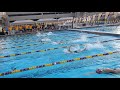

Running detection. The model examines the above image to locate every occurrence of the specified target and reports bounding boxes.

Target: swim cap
[96,69,103,74]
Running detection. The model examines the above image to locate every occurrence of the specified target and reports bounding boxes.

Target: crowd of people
[77,19,120,27]
[0,19,120,35]
[0,23,59,35]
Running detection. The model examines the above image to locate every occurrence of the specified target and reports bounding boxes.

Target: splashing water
[52,42,59,45]
[41,38,51,42]
[63,49,71,53]
[36,32,41,37]
[51,40,64,45]
[86,42,105,50]
[113,27,120,34]
[36,32,46,37]
[63,44,85,53]
[72,35,87,43]
[69,44,80,52]
[46,32,55,36]
[111,41,120,50]
[72,39,82,43]
[81,35,87,41]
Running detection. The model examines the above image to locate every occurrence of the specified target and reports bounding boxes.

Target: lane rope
[0,50,119,76]
[0,38,120,58]
[0,35,100,50]
[0,33,82,45]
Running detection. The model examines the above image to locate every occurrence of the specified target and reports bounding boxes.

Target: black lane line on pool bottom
[0,35,100,50]
[0,34,100,46]
[0,32,82,45]
[0,50,120,76]
[0,38,120,59]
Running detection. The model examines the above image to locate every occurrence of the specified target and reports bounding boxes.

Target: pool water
[80,25,120,34]
[0,30,120,78]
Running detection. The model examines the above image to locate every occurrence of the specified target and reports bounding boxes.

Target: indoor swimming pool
[0,30,120,78]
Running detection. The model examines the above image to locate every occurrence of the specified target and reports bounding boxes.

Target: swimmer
[39,38,51,43]
[67,44,86,53]
[12,68,16,71]
[52,41,64,45]
[38,38,44,42]
[11,67,16,71]
[58,41,63,44]
[56,41,64,44]
[96,68,120,74]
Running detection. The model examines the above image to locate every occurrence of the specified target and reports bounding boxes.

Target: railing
[8,12,72,16]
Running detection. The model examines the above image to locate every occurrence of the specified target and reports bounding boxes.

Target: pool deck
[68,29,120,36]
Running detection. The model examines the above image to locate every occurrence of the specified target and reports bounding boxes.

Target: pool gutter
[69,29,120,36]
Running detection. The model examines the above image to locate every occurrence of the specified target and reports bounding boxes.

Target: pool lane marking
[0,38,120,58]
[0,50,119,76]
[0,34,101,46]
[0,33,82,44]
[0,35,100,50]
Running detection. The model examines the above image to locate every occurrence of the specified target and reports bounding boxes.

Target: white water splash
[41,38,51,42]
[81,35,87,41]
[113,27,120,34]
[72,39,82,43]
[52,42,59,45]
[51,40,64,45]
[72,35,87,43]
[36,32,46,37]
[86,42,105,50]
[63,44,85,53]
[111,41,120,50]
[36,32,42,37]
[63,49,71,53]
[69,44,80,52]
[46,32,55,36]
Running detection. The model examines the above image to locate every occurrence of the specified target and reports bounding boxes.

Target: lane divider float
[0,38,120,58]
[0,50,119,76]
[0,33,80,44]
[0,35,100,50]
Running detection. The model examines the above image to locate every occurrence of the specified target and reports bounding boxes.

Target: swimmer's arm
[67,47,73,53]
[112,69,120,74]
[77,47,86,53]
[102,68,116,74]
